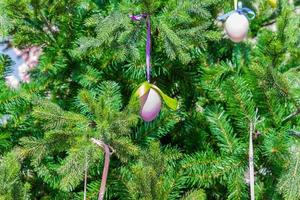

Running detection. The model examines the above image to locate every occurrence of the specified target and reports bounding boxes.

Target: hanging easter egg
[224,12,249,42]
[130,14,178,122]
[267,0,277,8]
[217,3,255,43]
[140,88,162,122]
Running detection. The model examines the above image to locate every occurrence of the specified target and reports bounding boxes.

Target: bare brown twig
[91,138,114,200]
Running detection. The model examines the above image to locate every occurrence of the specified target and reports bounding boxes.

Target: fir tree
[0,0,300,200]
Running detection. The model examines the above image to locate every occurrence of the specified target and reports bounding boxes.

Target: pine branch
[205,106,238,154]
[278,146,300,200]
[181,189,206,200]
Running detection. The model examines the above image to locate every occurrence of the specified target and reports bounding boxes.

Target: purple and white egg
[140,88,162,122]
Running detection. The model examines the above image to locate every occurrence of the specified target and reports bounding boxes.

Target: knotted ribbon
[130,14,178,111]
[217,7,256,22]
[218,0,255,22]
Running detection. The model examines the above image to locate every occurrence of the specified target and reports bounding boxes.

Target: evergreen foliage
[0,0,300,199]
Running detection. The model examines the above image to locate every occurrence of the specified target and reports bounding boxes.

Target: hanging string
[249,121,255,200]
[130,13,151,83]
[146,15,151,83]
[248,109,261,200]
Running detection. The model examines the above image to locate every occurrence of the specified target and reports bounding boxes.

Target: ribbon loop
[129,14,147,21]
[237,7,256,20]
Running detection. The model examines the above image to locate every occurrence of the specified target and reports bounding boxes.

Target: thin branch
[83,154,88,200]
[248,109,260,200]
[262,20,276,27]
[39,10,57,42]
[91,138,114,200]
[282,108,300,124]
[289,130,300,137]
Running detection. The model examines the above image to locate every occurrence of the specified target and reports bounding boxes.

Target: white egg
[140,88,162,122]
[225,12,249,42]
